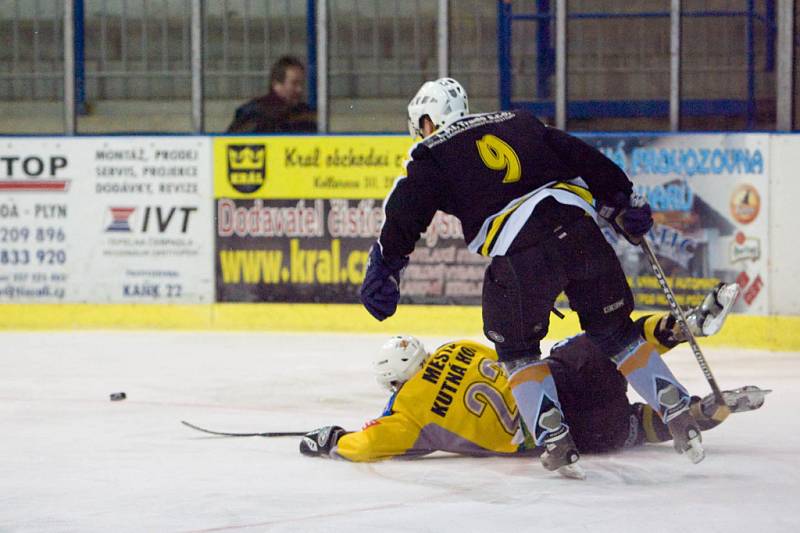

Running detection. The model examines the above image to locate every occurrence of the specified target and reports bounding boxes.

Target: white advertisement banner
[593,133,770,315]
[0,137,213,303]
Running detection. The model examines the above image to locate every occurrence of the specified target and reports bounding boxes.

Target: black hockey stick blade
[181,420,307,437]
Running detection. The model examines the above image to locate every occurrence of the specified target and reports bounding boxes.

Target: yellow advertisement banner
[213,136,414,199]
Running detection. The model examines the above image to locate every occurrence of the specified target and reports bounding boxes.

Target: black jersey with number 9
[379,110,633,259]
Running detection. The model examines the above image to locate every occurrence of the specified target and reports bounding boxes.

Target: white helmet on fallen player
[407,77,469,139]
[373,336,429,392]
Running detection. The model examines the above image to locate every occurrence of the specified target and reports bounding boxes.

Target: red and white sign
[0,137,213,303]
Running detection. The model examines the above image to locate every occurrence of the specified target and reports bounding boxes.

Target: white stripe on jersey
[489,188,598,257]
[467,181,557,254]
[467,178,598,257]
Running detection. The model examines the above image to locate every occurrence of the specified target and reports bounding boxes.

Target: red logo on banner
[0,155,70,192]
[743,275,763,305]
[105,207,136,232]
[0,180,69,192]
[736,271,750,290]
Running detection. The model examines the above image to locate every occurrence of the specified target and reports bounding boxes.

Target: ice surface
[0,331,798,532]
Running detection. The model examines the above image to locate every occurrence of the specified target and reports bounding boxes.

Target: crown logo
[226,144,266,194]
[229,147,265,170]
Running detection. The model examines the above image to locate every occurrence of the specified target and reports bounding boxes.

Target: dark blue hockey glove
[598,192,653,245]
[359,243,409,321]
[299,425,347,458]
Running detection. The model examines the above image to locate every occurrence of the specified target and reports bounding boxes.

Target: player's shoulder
[414,110,544,154]
[422,111,516,146]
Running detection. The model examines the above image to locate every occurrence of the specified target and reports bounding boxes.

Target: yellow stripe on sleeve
[552,182,595,205]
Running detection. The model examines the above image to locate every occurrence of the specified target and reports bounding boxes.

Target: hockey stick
[181,420,307,437]
[639,238,726,405]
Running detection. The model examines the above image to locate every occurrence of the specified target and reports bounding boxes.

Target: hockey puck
[110,392,127,401]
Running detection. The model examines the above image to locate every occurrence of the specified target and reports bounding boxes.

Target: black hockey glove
[359,243,409,321]
[299,426,347,458]
[598,192,653,245]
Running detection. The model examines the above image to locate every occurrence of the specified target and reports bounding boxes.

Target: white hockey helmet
[373,336,429,392]
[407,77,469,138]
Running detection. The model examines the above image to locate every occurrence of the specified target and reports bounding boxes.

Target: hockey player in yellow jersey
[300,283,769,466]
[335,338,521,461]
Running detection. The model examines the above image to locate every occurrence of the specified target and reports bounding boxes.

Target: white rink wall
[769,135,800,314]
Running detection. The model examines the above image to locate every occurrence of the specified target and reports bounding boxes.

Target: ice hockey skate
[700,385,772,414]
[656,381,705,464]
[666,408,705,464]
[686,282,740,337]
[692,385,771,428]
[722,386,772,412]
[540,431,585,480]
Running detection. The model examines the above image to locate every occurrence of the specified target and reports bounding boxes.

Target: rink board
[0,303,797,351]
[0,137,215,303]
[2,133,798,349]
[0,133,776,312]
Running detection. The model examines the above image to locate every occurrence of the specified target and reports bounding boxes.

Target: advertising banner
[0,137,214,303]
[591,133,770,314]
[215,196,487,304]
[214,136,486,304]
[214,136,489,305]
[213,136,413,199]
[218,133,769,316]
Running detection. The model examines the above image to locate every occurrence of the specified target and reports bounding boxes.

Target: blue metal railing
[497,1,779,127]
[73,0,86,115]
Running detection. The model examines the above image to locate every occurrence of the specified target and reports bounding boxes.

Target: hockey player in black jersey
[360,78,702,478]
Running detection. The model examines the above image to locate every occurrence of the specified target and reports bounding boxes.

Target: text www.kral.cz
[219,238,368,285]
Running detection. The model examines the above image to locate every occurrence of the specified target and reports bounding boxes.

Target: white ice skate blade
[557,463,587,480]
[685,436,705,464]
[702,284,740,336]
[724,386,773,412]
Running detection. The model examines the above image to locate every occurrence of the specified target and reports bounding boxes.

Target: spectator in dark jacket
[226,56,317,133]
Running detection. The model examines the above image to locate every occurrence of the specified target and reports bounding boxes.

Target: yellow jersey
[332,340,532,462]
[328,314,712,462]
